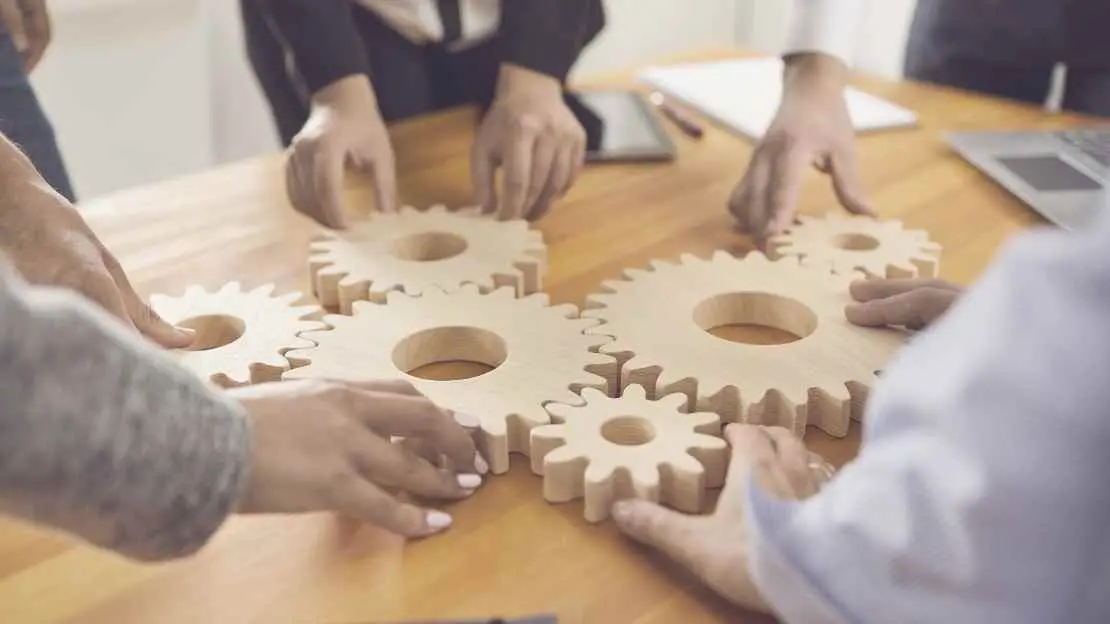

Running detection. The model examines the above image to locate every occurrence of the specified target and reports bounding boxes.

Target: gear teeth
[678,252,704,265]
[533,387,728,521]
[623,267,653,281]
[649,259,675,272]
[806,384,853,438]
[152,283,324,387]
[710,249,736,263]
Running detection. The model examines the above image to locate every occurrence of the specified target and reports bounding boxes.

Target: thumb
[0,2,28,53]
[612,499,714,577]
[829,150,875,217]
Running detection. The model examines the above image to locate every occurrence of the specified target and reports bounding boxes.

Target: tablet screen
[563,90,676,162]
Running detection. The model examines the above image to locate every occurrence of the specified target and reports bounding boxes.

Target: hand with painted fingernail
[609,424,831,614]
[232,378,484,538]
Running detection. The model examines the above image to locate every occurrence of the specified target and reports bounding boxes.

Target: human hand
[233,378,488,537]
[0,139,193,348]
[611,424,832,613]
[729,53,873,248]
[0,0,51,73]
[845,278,964,330]
[471,63,586,221]
[286,75,398,229]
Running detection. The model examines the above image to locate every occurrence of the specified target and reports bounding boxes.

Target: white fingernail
[454,412,481,428]
[457,473,482,489]
[426,510,452,530]
[474,452,489,475]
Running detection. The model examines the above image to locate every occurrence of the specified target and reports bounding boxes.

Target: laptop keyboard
[1055,129,1110,168]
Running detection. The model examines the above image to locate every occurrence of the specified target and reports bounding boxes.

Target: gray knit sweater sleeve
[0,263,250,561]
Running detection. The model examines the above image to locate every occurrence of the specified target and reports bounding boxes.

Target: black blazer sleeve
[257,0,371,94]
[499,0,605,82]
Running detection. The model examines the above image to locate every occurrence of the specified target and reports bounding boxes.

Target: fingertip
[424,510,453,533]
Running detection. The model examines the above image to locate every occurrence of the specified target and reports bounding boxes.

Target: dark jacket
[257,0,606,95]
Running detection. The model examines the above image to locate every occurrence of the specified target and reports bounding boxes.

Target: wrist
[495,63,562,99]
[782,52,848,95]
[311,74,379,115]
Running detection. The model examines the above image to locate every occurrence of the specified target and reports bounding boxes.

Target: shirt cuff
[782,0,867,67]
[744,474,847,624]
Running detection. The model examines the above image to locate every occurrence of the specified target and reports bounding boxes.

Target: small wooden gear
[150,282,325,387]
[768,213,942,278]
[531,384,728,523]
[583,251,906,437]
[283,284,614,474]
[308,204,546,313]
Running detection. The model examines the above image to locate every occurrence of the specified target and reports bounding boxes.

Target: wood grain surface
[0,48,1090,623]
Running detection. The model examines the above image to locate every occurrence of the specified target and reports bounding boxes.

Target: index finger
[351,389,478,472]
[499,130,536,220]
[761,142,813,241]
[715,424,777,516]
[370,154,398,214]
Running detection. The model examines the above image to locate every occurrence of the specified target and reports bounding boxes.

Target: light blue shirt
[745,209,1110,623]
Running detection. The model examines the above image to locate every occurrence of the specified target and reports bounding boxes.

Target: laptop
[946,128,1110,230]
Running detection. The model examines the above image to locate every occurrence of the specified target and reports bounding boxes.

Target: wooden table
[0,49,1092,623]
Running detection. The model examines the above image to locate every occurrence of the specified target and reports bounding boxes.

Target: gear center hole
[178,314,246,351]
[832,233,880,251]
[391,231,468,262]
[394,326,507,381]
[601,416,656,446]
[693,292,817,346]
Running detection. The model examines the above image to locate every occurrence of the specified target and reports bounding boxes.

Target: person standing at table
[240,0,604,226]
[728,0,1110,244]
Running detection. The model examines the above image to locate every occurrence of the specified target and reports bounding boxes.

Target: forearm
[256,0,370,94]
[498,0,603,83]
[0,264,250,561]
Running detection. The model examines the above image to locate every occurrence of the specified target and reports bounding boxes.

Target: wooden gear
[583,251,907,437]
[150,282,325,387]
[532,384,727,523]
[283,284,614,474]
[308,204,546,313]
[768,213,942,278]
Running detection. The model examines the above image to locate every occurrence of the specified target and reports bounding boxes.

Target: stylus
[649,92,704,139]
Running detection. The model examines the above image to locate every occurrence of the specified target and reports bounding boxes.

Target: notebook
[638,57,918,141]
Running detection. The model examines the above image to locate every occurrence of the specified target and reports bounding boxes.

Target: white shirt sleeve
[744,211,1110,623]
[782,0,868,66]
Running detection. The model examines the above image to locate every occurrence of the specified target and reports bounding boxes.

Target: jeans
[0,30,75,201]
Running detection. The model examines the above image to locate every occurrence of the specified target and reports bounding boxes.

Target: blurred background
[33,0,918,201]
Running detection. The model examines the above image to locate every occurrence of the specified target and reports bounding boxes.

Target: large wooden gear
[768,213,942,278]
[150,282,325,387]
[308,204,546,313]
[583,251,906,437]
[283,284,614,474]
[531,385,727,523]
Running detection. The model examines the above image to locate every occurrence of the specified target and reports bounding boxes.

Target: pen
[649,91,704,139]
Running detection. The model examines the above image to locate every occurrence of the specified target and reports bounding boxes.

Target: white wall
[30,0,741,201]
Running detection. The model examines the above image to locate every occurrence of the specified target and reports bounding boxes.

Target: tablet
[563,89,677,162]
